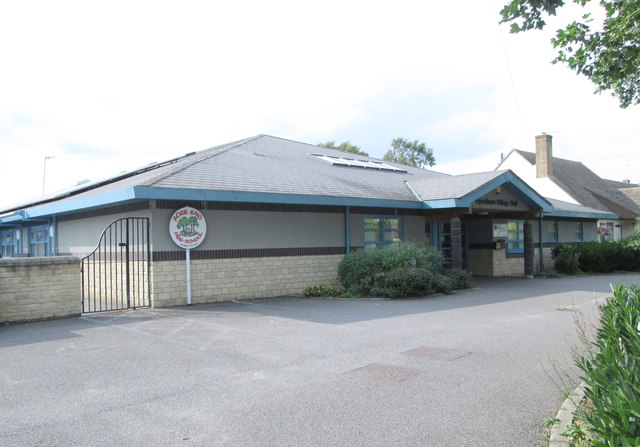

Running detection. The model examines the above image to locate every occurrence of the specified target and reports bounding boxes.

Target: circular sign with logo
[169,206,207,249]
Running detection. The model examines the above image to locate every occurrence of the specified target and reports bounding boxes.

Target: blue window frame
[507,221,524,253]
[571,222,583,242]
[364,216,402,248]
[28,225,49,257]
[545,221,558,243]
[1,230,16,258]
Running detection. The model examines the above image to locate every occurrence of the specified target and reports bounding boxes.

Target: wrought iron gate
[81,218,151,313]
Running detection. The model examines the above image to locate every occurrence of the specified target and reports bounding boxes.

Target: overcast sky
[1,0,638,209]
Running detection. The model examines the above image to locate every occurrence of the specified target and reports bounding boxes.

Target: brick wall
[0,257,81,324]
[151,254,343,307]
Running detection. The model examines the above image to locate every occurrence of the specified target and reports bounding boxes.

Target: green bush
[552,244,581,275]
[369,268,435,298]
[441,268,475,290]
[432,273,455,295]
[303,285,346,297]
[574,283,640,445]
[338,242,442,291]
[552,238,640,274]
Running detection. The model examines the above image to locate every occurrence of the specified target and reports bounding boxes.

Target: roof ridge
[141,135,264,186]
[411,170,503,183]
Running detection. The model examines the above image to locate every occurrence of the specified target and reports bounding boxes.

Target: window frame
[363,216,402,249]
[571,222,583,242]
[545,220,558,243]
[507,220,524,253]
[28,225,49,257]
[1,229,16,258]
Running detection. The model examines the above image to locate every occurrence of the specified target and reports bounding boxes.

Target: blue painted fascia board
[0,213,26,223]
[132,186,426,209]
[545,210,620,220]
[460,172,553,211]
[422,199,463,209]
[22,187,138,219]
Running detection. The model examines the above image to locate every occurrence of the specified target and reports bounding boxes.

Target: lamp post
[42,156,55,195]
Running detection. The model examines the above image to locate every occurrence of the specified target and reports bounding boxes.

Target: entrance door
[81,218,151,313]
[425,220,467,269]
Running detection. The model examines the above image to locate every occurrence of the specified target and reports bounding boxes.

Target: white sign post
[169,206,207,305]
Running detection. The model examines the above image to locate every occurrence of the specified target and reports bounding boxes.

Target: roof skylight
[309,154,407,173]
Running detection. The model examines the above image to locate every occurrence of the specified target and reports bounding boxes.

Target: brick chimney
[535,133,553,178]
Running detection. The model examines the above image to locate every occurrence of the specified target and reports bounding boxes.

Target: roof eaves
[132,185,426,209]
[19,187,138,219]
[459,170,553,211]
[545,209,619,220]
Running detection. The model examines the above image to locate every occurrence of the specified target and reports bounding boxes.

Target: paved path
[1,274,638,446]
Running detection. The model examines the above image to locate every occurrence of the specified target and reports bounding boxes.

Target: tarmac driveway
[2,274,639,446]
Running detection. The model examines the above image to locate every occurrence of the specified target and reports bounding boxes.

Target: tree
[177,217,189,236]
[500,0,640,108]
[383,137,436,169]
[318,140,369,156]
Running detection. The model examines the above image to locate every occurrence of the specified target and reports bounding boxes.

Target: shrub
[574,283,640,445]
[303,285,346,297]
[338,242,442,292]
[552,238,640,274]
[441,268,475,290]
[552,244,581,275]
[432,273,455,295]
[369,267,435,298]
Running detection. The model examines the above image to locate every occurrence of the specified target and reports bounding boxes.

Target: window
[364,216,402,248]
[598,221,614,241]
[1,230,16,258]
[571,222,583,242]
[545,221,558,243]
[507,221,524,253]
[29,225,49,257]
[309,154,408,173]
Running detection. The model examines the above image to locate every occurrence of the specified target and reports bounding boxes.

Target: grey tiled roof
[408,171,505,201]
[620,187,640,207]
[144,135,448,201]
[511,149,640,218]
[545,197,614,215]
[3,135,451,212]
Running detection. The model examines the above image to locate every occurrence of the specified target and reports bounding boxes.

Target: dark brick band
[152,246,347,262]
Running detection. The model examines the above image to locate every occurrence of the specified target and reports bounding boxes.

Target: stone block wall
[493,252,524,276]
[151,254,343,307]
[534,247,555,273]
[0,257,81,324]
[468,249,524,276]
[468,249,493,276]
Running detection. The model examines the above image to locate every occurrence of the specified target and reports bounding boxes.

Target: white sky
[1,0,638,209]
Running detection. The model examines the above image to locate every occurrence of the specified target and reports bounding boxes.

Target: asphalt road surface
[2,274,638,446]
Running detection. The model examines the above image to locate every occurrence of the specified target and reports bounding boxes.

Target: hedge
[552,235,640,274]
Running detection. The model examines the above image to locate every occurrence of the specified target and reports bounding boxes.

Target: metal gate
[81,218,151,313]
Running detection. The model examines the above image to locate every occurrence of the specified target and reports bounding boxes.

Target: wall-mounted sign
[169,206,207,249]
[493,223,508,238]
[476,198,520,208]
[473,187,529,212]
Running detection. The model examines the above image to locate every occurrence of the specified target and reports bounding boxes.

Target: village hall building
[0,135,618,311]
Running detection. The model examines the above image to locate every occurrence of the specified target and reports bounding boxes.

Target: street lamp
[42,156,55,195]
